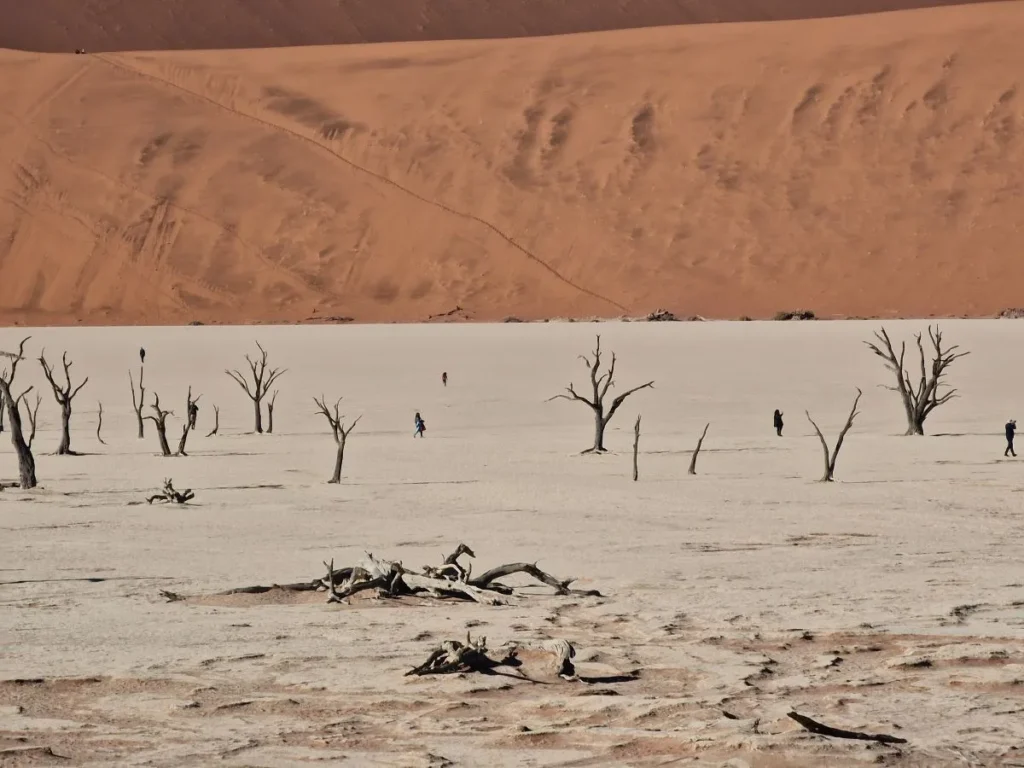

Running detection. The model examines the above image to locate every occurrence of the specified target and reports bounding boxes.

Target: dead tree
[145,393,173,457]
[0,338,37,488]
[688,423,710,475]
[632,414,641,481]
[866,326,969,435]
[18,391,41,449]
[96,402,107,445]
[225,341,286,434]
[549,335,654,453]
[176,387,201,456]
[314,395,361,484]
[129,367,146,438]
[806,389,862,482]
[39,351,89,455]
[206,405,220,437]
[267,390,278,434]
[146,478,195,504]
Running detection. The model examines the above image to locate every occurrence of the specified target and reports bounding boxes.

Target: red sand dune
[1,0,1009,53]
[2,2,1024,325]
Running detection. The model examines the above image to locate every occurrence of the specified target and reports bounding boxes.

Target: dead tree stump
[866,326,968,435]
[314,396,361,483]
[146,478,195,504]
[549,335,654,453]
[39,351,89,455]
[129,366,146,439]
[145,393,173,457]
[0,338,38,488]
[226,342,286,434]
[806,389,862,482]
[267,390,278,434]
[688,423,710,475]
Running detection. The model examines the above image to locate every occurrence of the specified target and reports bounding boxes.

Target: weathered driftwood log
[226,341,286,434]
[146,478,195,504]
[549,335,654,453]
[806,389,862,482]
[96,401,107,445]
[406,634,578,681]
[145,393,173,457]
[865,325,968,435]
[314,396,361,483]
[0,338,37,488]
[39,350,89,455]
[206,405,220,437]
[129,366,146,438]
[787,711,907,745]
[688,423,710,475]
[632,414,641,481]
[198,543,601,606]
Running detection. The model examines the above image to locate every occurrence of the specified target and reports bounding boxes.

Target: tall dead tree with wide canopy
[866,326,968,436]
[39,351,89,455]
[549,335,654,453]
[226,342,286,434]
[314,396,361,484]
[0,337,37,488]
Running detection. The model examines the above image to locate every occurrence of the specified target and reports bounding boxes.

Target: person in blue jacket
[414,412,426,438]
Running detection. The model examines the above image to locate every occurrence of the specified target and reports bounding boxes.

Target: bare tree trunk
[20,393,40,448]
[96,402,107,445]
[145,393,173,457]
[806,389,862,482]
[0,338,37,488]
[632,414,640,481]
[0,394,5,433]
[130,366,145,439]
[254,399,263,434]
[550,335,654,455]
[688,423,710,475]
[40,351,88,456]
[330,434,347,484]
[206,405,220,437]
[315,396,361,484]
[58,402,72,454]
[267,390,278,434]
[176,387,201,456]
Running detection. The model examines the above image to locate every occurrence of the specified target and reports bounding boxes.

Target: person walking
[441,371,448,387]
[773,409,784,437]
[1006,419,1017,457]
[414,412,426,438]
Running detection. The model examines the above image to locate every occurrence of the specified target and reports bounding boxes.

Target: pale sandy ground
[6,3,1024,326]
[1,320,1023,766]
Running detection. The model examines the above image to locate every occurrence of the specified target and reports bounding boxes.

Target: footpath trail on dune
[3,3,1024,325]
[1,0,1012,53]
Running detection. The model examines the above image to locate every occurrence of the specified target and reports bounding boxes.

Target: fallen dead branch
[146,478,195,505]
[171,543,602,605]
[787,711,908,745]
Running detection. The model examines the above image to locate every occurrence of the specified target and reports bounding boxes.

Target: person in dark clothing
[140,347,146,364]
[414,412,426,438]
[442,371,448,387]
[773,409,784,437]
[1006,419,1017,457]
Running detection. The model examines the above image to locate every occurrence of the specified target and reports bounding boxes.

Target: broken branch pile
[147,478,195,505]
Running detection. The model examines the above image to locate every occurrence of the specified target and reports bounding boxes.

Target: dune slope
[1,0,1010,53]
[2,3,1024,325]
